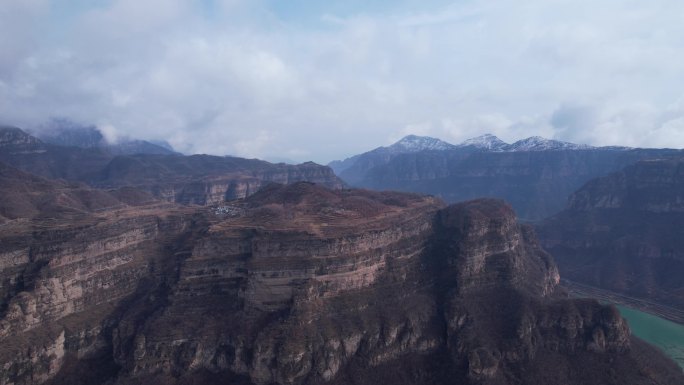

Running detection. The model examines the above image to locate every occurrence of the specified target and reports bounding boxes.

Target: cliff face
[0,205,195,385]
[1,181,681,385]
[538,158,684,309]
[337,148,683,220]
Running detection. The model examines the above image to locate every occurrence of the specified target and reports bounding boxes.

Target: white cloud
[98,123,122,144]
[2,0,684,162]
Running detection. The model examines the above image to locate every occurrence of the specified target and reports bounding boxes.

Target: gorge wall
[538,157,684,310]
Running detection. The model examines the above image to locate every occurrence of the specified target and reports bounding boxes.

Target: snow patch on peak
[387,135,456,153]
[508,136,593,151]
[458,134,509,151]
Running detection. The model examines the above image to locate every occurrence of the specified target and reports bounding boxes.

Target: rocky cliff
[538,158,684,309]
[1,179,681,385]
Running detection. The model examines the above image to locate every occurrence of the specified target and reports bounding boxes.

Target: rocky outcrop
[538,158,684,309]
[1,180,680,385]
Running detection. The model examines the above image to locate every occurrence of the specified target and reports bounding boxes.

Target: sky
[2,0,684,163]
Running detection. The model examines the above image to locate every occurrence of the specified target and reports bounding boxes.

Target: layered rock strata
[0,200,196,383]
[1,181,682,385]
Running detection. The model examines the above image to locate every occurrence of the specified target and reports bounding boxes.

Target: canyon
[3,127,684,384]
[0,166,681,384]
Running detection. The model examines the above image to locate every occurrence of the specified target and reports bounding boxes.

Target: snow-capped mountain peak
[457,134,509,151]
[386,135,456,153]
[508,136,593,151]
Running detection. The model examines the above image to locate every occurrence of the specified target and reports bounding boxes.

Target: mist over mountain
[30,120,178,156]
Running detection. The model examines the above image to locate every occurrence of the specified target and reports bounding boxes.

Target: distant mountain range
[329,134,679,220]
[29,120,177,155]
[0,125,344,205]
[330,134,618,175]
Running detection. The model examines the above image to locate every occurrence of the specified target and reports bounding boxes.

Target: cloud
[1,0,684,162]
[550,104,598,143]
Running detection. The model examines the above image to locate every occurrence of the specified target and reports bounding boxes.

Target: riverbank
[615,305,684,368]
[561,279,684,325]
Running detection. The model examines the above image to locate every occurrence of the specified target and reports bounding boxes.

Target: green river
[616,305,684,368]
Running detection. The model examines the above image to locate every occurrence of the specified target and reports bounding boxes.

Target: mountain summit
[457,134,509,151]
[386,134,456,153]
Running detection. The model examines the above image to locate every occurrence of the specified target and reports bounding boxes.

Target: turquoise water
[616,305,684,368]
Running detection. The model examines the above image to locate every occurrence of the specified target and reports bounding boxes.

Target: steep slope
[0,127,345,205]
[331,133,681,220]
[1,180,680,385]
[538,158,684,309]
